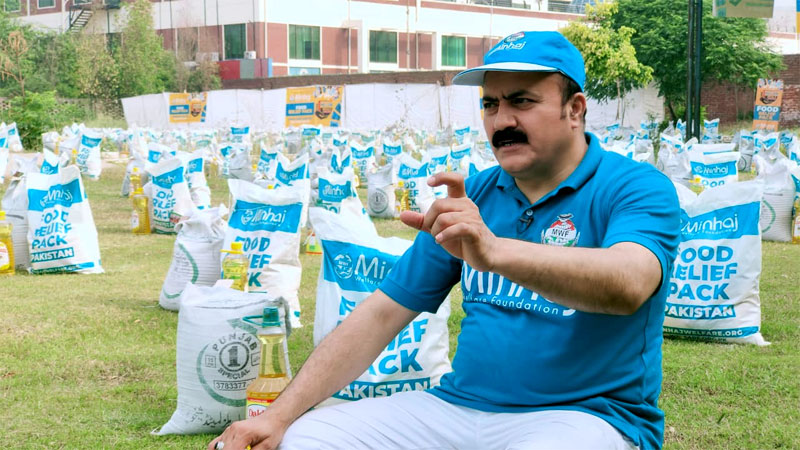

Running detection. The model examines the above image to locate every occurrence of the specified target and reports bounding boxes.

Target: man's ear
[568,93,587,125]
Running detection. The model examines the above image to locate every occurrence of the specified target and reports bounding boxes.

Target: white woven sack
[75,128,103,180]
[689,151,740,190]
[145,158,195,234]
[159,206,228,311]
[154,284,286,435]
[395,153,434,214]
[26,165,103,274]
[176,150,212,210]
[1,157,38,269]
[226,179,305,329]
[309,206,452,406]
[367,164,396,219]
[0,132,8,184]
[665,180,768,345]
[756,158,795,242]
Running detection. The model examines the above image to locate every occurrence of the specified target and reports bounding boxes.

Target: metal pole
[686,0,694,137]
[693,0,702,139]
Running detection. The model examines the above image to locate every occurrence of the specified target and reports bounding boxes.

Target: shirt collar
[496,132,603,204]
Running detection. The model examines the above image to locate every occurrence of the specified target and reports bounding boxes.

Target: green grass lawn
[1,162,798,449]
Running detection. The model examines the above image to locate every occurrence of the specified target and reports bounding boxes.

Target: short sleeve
[601,168,681,289]
[379,230,462,313]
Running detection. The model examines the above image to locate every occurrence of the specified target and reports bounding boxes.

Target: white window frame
[37,0,56,10]
[368,30,399,72]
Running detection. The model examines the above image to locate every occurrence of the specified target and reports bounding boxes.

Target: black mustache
[492,128,528,148]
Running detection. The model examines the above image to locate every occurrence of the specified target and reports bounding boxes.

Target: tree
[612,0,784,121]
[0,30,30,98]
[74,34,120,109]
[561,1,653,121]
[115,0,176,98]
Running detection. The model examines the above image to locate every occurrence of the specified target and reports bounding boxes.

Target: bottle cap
[221,241,244,254]
[0,210,5,221]
[262,307,281,327]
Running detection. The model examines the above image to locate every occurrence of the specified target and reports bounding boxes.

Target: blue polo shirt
[379,133,680,450]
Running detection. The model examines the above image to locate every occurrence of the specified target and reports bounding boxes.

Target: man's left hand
[400,173,498,272]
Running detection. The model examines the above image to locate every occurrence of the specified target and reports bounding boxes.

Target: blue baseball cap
[452,31,585,91]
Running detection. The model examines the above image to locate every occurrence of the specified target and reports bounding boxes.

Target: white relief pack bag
[309,206,451,406]
[689,151,740,190]
[665,180,768,345]
[448,143,472,175]
[40,149,60,175]
[159,206,228,311]
[255,144,280,181]
[427,145,449,176]
[395,153,434,214]
[26,165,103,274]
[76,128,103,180]
[755,157,795,242]
[382,138,403,165]
[145,158,195,234]
[316,166,358,213]
[145,142,176,175]
[176,150,212,210]
[6,122,23,151]
[350,142,375,183]
[656,133,691,185]
[274,152,311,228]
[328,146,351,175]
[0,131,9,184]
[2,157,38,269]
[367,164,397,219]
[226,179,305,328]
[154,284,288,435]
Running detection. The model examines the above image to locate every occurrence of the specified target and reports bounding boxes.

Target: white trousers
[279,391,638,450]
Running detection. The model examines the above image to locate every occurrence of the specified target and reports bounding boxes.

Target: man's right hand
[208,410,289,450]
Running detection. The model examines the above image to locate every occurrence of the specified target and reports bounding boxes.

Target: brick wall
[702,54,800,128]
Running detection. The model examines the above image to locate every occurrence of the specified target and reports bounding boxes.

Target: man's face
[482,71,580,179]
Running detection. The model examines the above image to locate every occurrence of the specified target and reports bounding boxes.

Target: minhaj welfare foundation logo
[541,213,580,247]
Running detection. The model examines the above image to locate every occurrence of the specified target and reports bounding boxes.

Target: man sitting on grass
[210,30,680,450]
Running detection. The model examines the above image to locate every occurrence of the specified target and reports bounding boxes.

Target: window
[224,24,246,60]
[289,25,320,60]
[442,36,466,67]
[38,0,55,8]
[4,0,20,12]
[73,0,91,4]
[289,67,321,76]
[369,30,397,64]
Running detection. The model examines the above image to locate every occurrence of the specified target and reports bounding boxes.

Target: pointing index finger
[428,172,467,199]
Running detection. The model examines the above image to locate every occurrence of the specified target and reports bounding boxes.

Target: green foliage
[115,0,176,98]
[75,34,120,105]
[613,0,784,121]
[187,60,222,92]
[561,1,653,106]
[0,91,89,150]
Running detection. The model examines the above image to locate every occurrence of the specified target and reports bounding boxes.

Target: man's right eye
[483,101,498,109]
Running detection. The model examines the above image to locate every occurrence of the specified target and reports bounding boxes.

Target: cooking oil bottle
[129,167,143,195]
[792,197,800,244]
[221,242,249,291]
[244,307,291,418]
[131,187,151,235]
[689,175,704,194]
[0,211,15,275]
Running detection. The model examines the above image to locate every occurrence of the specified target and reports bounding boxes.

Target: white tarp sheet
[122,84,663,132]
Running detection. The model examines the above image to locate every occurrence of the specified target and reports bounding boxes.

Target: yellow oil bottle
[0,211,15,275]
[131,187,151,234]
[221,242,249,291]
[244,307,291,418]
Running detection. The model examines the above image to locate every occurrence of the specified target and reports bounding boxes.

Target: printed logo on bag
[323,240,398,292]
[230,201,303,233]
[541,213,580,247]
[368,190,389,214]
[152,167,185,189]
[196,329,259,406]
[351,146,374,159]
[398,163,428,179]
[680,203,760,240]
[276,163,308,184]
[28,179,82,211]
